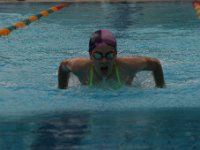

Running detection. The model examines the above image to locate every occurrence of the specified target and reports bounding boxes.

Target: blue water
[1,2,200,149]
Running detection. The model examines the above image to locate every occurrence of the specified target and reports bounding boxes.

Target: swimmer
[58,29,165,89]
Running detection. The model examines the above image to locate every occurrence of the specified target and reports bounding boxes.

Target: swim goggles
[91,51,116,60]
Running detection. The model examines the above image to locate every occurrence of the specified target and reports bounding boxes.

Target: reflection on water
[111,3,142,31]
[1,109,200,150]
[0,2,200,150]
[31,112,90,150]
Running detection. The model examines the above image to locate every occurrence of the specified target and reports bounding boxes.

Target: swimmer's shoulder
[116,56,155,65]
[68,57,91,63]
[63,57,92,72]
[62,57,91,64]
[116,56,143,65]
[116,56,162,72]
[116,56,152,71]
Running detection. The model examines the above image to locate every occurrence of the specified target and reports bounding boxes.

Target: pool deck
[0,0,191,3]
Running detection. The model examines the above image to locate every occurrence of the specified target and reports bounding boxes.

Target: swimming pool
[1,1,200,149]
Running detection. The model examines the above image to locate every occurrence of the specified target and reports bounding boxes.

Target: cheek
[108,60,115,65]
[92,61,101,71]
[109,61,116,68]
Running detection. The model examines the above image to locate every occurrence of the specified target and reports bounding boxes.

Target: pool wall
[0,0,193,3]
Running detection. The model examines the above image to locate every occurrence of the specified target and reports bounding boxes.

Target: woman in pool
[58,29,165,89]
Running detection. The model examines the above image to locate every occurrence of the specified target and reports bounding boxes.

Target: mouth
[100,66,108,76]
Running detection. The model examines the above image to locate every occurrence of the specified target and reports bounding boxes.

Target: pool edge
[0,0,192,3]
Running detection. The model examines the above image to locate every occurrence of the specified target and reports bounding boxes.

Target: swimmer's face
[90,45,117,78]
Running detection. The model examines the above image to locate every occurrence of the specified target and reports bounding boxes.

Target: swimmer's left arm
[142,57,165,88]
[126,56,165,88]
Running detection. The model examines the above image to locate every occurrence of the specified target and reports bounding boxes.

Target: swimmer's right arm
[58,60,71,89]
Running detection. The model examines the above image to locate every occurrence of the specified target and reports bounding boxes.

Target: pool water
[1,1,200,149]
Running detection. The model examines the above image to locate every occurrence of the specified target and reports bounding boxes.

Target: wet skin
[58,45,165,89]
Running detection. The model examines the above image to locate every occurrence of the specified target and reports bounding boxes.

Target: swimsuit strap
[114,63,122,85]
[89,65,94,87]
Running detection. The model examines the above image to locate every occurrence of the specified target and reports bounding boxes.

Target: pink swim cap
[89,29,117,52]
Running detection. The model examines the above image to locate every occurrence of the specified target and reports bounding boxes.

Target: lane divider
[193,0,200,20]
[0,3,69,37]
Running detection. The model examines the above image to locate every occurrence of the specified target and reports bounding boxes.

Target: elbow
[59,60,70,72]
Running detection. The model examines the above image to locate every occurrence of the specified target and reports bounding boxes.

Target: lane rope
[0,3,69,37]
[193,0,200,20]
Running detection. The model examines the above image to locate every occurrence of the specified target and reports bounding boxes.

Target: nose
[101,57,107,62]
